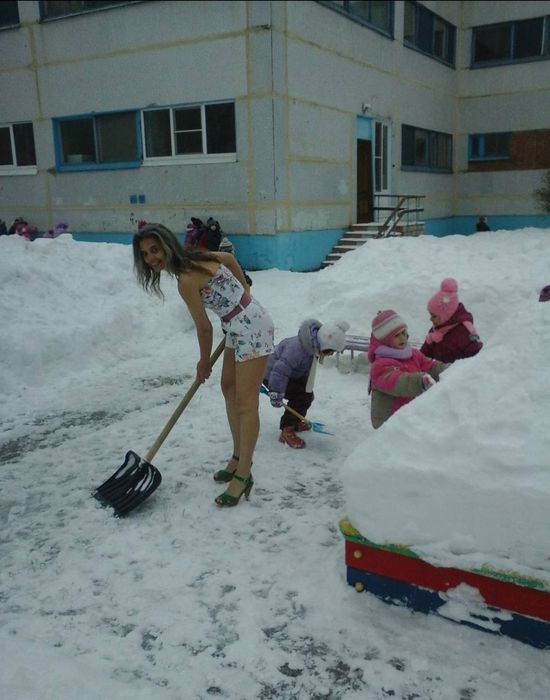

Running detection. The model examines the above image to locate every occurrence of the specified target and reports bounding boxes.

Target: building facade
[1,0,550,270]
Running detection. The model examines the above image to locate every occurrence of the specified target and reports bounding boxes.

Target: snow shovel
[93,337,227,517]
[260,385,332,435]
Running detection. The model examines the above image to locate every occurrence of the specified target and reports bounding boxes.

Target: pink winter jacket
[369,342,448,429]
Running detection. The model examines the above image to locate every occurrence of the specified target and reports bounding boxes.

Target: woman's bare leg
[222,354,268,498]
[220,347,239,470]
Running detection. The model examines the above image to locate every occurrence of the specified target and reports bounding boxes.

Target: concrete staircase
[320,220,424,269]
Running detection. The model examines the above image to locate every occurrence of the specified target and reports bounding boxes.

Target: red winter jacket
[421,303,483,364]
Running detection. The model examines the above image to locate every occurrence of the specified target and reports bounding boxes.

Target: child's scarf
[374,343,413,360]
[306,326,320,392]
[306,356,318,392]
[425,320,477,344]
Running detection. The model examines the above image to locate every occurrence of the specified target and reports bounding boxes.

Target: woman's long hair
[133,223,219,298]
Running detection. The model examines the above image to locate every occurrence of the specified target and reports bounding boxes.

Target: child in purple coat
[369,310,448,429]
[263,318,349,448]
[421,278,483,363]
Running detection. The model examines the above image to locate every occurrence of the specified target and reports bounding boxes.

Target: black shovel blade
[92,451,162,517]
[93,450,143,499]
[110,462,162,518]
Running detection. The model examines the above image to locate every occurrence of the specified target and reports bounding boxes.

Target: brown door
[357,139,373,223]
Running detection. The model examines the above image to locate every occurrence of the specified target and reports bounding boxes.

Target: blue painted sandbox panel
[346,566,550,650]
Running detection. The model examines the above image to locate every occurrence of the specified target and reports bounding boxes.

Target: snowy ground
[0,231,549,699]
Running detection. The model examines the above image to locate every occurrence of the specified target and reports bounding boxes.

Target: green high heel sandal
[215,474,254,507]
[213,454,239,483]
[213,456,253,483]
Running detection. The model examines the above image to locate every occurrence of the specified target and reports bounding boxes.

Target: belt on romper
[221,292,252,322]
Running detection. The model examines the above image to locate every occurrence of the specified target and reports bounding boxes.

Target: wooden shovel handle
[144,337,226,463]
[261,384,310,425]
[282,401,309,424]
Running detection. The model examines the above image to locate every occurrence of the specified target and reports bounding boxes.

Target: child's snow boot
[279,426,305,449]
[295,420,311,432]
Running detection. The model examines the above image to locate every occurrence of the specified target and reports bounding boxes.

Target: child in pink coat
[369,310,448,429]
[421,278,483,363]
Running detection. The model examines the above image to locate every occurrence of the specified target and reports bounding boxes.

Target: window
[142,102,236,162]
[469,133,511,161]
[472,16,550,66]
[402,125,452,172]
[0,122,37,173]
[40,1,139,21]
[468,129,550,171]
[404,1,455,66]
[55,111,140,169]
[318,1,393,37]
[0,1,19,27]
[53,101,235,171]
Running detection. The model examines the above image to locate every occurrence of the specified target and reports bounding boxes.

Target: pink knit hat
[427,278,459,324]
[371,309,407,344]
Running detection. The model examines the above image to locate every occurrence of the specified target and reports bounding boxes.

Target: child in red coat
[421,278,483,364]
[369,310,448,429]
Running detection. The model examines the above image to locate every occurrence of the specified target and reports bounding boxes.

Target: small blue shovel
[260,385,332,435]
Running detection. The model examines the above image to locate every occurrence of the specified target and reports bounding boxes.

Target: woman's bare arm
[177,272,214,381]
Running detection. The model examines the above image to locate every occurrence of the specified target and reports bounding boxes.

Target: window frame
[401,124,453,173]
[39,1,143,22]
[0,0,20,29]
[471,15,550,67]
[403,0,456,68]
[468,132,511,162]
[0,122,37,176]
[317,1,394,39]
[141,100,237,167]
[53,110,142,172]
[374,120,390,193]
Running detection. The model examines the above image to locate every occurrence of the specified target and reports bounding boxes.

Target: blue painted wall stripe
[73,215,550,270]
[425,214,550,237]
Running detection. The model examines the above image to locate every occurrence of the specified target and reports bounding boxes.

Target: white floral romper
[200,264,274,362]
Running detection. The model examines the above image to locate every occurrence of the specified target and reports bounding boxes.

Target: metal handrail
[372,194,425,237]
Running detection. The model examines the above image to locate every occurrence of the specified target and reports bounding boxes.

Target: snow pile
[333,231,550,582]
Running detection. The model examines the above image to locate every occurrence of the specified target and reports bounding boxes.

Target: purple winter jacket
[264,318,321,394]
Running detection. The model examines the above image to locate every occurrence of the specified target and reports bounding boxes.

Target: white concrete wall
[284,0,460,220]
[283,0,550,222]
[456,1,550,215]
[1,1,252,233]
[1,0,549,238]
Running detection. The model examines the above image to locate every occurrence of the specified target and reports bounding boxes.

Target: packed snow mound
[341,298,550,581]
[335,230,550,582]
[0,235,191,396]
